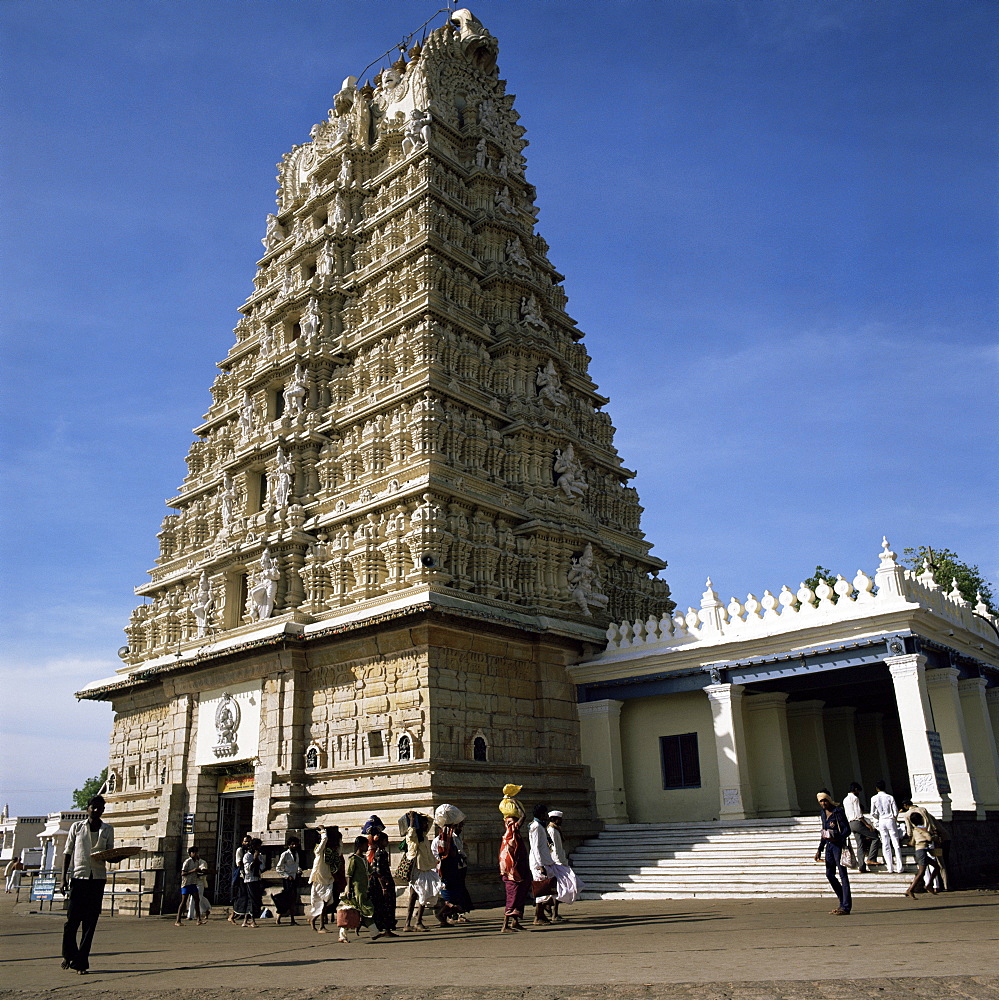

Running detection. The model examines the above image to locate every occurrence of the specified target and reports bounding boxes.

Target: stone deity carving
[536,360,568,407]
[380,65,402,92]
[284,364,307,418]
[262,213,285,250]
[238,390,256,442]
[338,155,353,188]
[332,192,349,231]
[474,138,487,169]
[300,301,321,345]
[498,154,509,178]
[554,444,588,500]
[478,97,499,132]
[273,446,294,508]
[521,294,546,329]
[248,548,280,621]
[191,570,213,638]
[567,543,609,616]
[213,692,241,758]
[259,324,274,356]
[219,472,238,533]
[505,238,529,269]
[494,187,516,216]
[317,243,336,277]
[281,267,296,297]
[402,109,432,155]
[334,115,351,142]
[333,76,357,117]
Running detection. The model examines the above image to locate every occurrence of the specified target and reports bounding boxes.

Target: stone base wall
[102,609,600,912]
[947,816,999,888]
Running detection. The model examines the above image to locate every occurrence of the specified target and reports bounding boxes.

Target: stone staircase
[570,818,917,899]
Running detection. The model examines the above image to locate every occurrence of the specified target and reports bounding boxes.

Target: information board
[926,731,951,794]
[31,877,56,901]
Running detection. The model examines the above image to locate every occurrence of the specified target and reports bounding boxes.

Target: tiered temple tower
[80,9,673,902]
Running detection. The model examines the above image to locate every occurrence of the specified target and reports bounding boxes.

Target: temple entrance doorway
[215,790,253,904]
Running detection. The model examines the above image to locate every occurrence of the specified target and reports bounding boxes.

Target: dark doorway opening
[215,793,253,904]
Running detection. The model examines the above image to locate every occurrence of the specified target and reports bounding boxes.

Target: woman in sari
[309,826,344,933]
[367,832,399,939]
[498,785,530,933]
[432,803,472,927]
[337,836,374,943]
[402,811,440,932]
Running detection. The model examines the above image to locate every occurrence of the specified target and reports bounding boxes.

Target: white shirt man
[61,796,114,973]
[870,783,903,873]
[843,783,880,873]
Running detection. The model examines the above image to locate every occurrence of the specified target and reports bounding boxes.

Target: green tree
[902,546,996,616]
[803,565,838,599]
[72,768,108,810]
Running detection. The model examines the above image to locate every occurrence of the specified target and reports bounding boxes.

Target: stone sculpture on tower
[80,9,674,906]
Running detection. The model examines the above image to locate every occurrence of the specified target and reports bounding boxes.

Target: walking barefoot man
[60,795,114,974]
[175,846,208,926]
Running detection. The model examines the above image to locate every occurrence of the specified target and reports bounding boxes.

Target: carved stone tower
[81,10,673,901]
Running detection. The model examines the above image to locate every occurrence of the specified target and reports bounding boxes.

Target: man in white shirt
[870,781,903,873]
[843,783,880,873]
[60,795,114,973]
[275,836,301,925]
[528,803,555,926]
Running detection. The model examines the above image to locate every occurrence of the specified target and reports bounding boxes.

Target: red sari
[499,817,530,916]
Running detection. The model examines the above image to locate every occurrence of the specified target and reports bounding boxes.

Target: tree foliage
[901,546,996,616]
[803,565,838,597]
[72,768,107,810]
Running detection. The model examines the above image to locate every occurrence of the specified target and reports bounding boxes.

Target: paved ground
[1,890,997,999]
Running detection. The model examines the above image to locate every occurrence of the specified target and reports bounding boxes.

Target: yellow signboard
[218,774,255,794]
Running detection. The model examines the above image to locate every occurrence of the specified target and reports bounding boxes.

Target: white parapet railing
[604,538,999,653]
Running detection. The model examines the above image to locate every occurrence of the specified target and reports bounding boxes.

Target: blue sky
[1,0,996,816]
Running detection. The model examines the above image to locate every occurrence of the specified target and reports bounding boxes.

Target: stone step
[569,818,917,900]
[578,874,911,886]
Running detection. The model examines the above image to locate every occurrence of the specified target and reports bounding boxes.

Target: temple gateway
[79,10,997,906]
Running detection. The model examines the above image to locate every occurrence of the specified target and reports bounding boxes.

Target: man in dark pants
[60,795,114,974]
[813,789,852,915]
[843,782,881,872]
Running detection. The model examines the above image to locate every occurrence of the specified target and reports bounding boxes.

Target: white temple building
[571,539,999,887]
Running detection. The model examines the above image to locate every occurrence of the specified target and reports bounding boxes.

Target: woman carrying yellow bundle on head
[498,784,530,933]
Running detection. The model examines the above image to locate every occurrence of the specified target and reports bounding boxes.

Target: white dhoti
[309,881,334,919]
[552,863,580,904]
[409,869,442,906]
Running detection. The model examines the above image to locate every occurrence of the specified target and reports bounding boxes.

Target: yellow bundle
[499,783,523,819]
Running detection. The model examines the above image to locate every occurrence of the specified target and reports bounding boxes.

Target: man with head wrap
[813,790,852,915]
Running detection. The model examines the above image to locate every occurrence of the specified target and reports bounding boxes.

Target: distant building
[37,811,86,873]
[0,807,46,866]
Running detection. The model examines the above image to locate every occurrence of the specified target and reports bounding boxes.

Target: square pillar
[705,683,755,820]
[957,677,999,812]
[855,712,893,794]
[577,700,629,823]
[786,700,832,811]
[744,692,799,816]
[823,706,862,800]
[926,667,981,817]
[886,654,950,819]
[987,688,999,757]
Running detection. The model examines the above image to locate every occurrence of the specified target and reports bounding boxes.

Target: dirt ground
[1,890,997,999]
